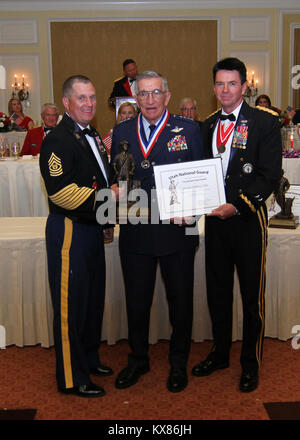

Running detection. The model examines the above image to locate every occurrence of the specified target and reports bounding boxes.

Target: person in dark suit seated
[20,103,60,156]
[192,57,282,393]
[108,59,138,109]
[111,70,204,393]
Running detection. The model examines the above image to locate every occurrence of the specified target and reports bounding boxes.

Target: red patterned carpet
[0,338,300,421]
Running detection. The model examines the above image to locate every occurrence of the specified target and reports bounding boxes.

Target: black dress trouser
[205,204,268,373]
[120,248,196,370]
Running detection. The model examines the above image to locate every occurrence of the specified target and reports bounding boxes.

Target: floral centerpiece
[0,112,12,132]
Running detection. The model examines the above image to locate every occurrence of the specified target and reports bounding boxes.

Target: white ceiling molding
[0,0,300,12]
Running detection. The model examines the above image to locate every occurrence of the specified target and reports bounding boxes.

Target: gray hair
[133,70,169,95]
[41,103,59,115]
[180,97,197,110]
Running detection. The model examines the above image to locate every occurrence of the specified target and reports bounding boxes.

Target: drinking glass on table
[11,142,20,160]
[0,140,9,160]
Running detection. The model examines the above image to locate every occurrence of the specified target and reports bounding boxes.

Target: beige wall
[0,7,299,131]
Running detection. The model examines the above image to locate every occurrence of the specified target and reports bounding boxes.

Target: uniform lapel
[227,101,252,172]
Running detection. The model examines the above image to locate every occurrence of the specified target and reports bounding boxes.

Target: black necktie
[129,78,135,84]
[44,126,53,133]
[149,124,156,137]
[219,113,236,121]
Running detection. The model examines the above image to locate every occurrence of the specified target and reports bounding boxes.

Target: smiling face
[135,77,171,125]
[62,80,96,127]
[213,70,248,114]
[42,107,59,128]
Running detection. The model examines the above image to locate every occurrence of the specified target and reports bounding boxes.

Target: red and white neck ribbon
[216,120,235,150]
[137,110,170,159]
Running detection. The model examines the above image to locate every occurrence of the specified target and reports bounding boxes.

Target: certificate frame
[153,157,226,220]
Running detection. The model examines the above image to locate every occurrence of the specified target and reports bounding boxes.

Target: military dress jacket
[39,113,113,222]
[109,76,133,108]
[202,100,282,217]
[111,112,204,256]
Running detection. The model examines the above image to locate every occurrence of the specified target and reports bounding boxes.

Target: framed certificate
[153,158,226,220]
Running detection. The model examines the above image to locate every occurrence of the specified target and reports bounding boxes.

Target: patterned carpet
[1,338,300,421]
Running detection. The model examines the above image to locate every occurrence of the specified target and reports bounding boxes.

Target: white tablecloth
[0,159,49,217]
[0,217,299,348]
[0,156,298,218]
[282,158,300,185]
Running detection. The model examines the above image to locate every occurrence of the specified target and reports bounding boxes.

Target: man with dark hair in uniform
[40,75,118,397]
[109,59,138,109]
[192,57,282,392]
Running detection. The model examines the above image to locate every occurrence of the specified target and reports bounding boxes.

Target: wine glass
[0,140,8,160]
[11,142,20,160]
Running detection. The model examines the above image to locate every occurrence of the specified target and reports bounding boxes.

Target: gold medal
[141,159,151,169]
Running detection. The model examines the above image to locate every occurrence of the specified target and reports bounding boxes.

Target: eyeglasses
[136,89,165,100]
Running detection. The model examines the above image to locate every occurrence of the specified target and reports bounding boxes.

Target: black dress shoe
[167,368,188,393]
[90,363,114,376]
[58,382,105,397]
[192,357,229,377]
[239,371,258,393]
[115,365,150,389]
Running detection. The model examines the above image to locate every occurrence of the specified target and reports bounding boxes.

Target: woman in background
[8,98,34,131]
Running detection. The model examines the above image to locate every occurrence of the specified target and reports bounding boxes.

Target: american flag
[102,134,112,152]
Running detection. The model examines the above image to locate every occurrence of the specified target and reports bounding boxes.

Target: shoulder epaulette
[114,76,124,83]
[205,108,221,121]
[173,114,196,123]
[255,105,279,116]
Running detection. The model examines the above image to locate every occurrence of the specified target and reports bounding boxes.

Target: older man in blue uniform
[111,70,204,393]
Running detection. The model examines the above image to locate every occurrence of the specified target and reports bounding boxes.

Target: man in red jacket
[20,103,60,156]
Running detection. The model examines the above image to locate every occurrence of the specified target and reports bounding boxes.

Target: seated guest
[8,98,34,131]
[20,103,59,156]
[255,94,281,114]
[102,101,137,156]
[179,97,203,128]
[109,59,138,109]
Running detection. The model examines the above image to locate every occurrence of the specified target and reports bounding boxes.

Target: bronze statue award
[112,140,143,221]
[269,170,299,229]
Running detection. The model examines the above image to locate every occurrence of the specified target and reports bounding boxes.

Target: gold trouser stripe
[50,183,95,210]
[60,217,73,388]
[256,206,268,368]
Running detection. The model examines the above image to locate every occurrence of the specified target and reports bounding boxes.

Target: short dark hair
[213,57,247,84]
[123,59,136,69]
[62,75,91,97]
[255,94,272,107]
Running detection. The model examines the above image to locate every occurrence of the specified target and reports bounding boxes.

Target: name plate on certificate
[153,158,226,220]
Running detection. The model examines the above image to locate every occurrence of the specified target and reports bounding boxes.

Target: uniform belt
[66,215,99,226]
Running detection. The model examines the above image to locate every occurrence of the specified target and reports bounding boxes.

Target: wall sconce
[11,74,29,101]
[244,71,258,98]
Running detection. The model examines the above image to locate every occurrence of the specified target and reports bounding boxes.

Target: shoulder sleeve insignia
[255,106,279,116]
[48,152,63,177]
